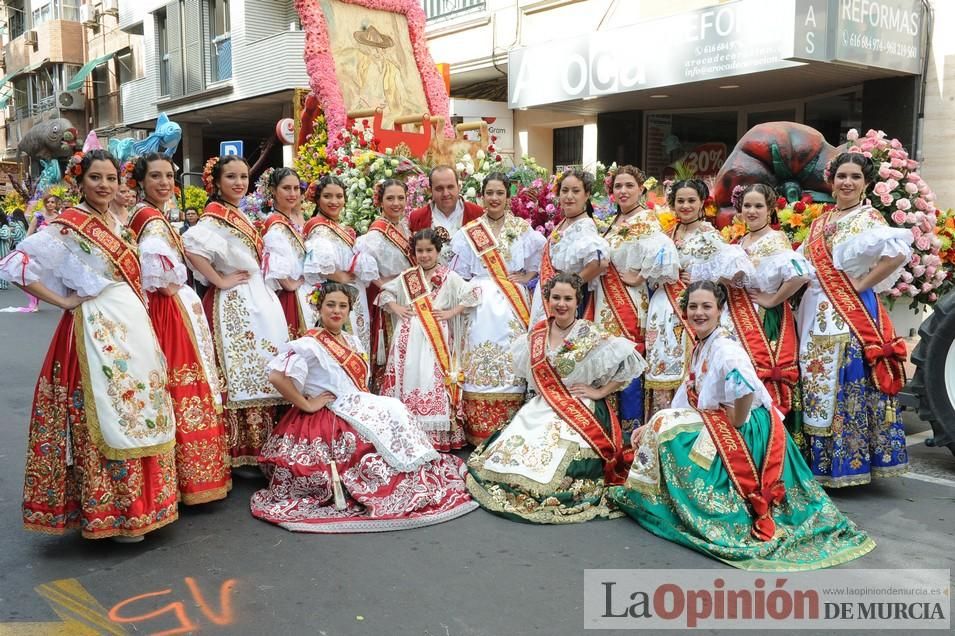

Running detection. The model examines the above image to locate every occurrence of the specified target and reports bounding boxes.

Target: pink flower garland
[295,0,453,151]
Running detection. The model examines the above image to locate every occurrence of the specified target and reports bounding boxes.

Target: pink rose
[901,270,914,283]
[889,288,902,297]
[885,178,900,191]
[905,212,917,224]
[873,182,891,196]
[890,139,903,149]
[906,172,921,183]
[908,286,919,297]
[912,265,926,277]
[911,226,922,239]
[910,253,921,265]
[936,270,948,281]
[922,282,934,293]
[925,193,936,203]
[846,128,859,141]
[905,182,919,194]
[863,151,873,158]
[929,293,938,302]
[921,220,935,233]
[926,266,937,277]
[880,194,893,206]
[897,198,912,212]
[878,166,892,179]
[906,159,919,170]
[890,169,904,180]
[891,210,907,224]
[915,236,931,251]
[897,282,910,292]
[932,235,942,249]
[915,197,930,211]
[890,157,905,168]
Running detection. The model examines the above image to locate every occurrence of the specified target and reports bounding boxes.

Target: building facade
[427,0,953,202]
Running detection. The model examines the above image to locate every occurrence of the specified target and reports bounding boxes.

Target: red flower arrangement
[202,156,220,195]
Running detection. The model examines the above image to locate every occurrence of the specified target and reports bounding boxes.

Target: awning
[0,94,10,108]
[0,58,50,87]
[67,52,115,91]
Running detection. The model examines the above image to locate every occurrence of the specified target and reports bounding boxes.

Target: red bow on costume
[748,480,787,541]
[756,364,799,386]
[862,337,907,396]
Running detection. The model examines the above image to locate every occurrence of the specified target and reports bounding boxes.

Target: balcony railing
[422,0,485,21]
[31,95,56,116]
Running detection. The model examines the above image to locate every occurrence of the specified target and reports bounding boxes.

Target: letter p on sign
[220,140,243,157]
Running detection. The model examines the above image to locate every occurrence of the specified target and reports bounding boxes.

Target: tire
[909,291,955,457]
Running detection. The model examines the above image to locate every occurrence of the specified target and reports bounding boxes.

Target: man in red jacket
[408,165,484,242]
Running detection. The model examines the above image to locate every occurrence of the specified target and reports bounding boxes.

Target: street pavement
[0,287,952,636]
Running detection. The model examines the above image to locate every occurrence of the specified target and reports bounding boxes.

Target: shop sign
[508,0,800,109]
[682,142,727,177]
[794,0,923,73]
[449,98,514,153]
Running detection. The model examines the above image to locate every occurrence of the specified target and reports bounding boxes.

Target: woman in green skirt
[467,272,645,524]
[609,281,875,570]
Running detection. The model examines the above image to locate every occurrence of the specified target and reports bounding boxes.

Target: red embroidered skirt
[250,406,476,532]
[22,311,179,538]
[148,291,231,504]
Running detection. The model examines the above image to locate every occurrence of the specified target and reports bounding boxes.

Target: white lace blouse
[672,328,775,420]
[137,216,188,291]
[450,215,545,280]
[182,216,262,284]
[0,224,120,297]
[262,223,305,290]
[303,225,379,286]
[511,320,646,392]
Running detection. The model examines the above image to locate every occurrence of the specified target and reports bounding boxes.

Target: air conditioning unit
[23,30,38,48]
[80,4,99,26]
[102,0,119,16]
[57,90,86,111]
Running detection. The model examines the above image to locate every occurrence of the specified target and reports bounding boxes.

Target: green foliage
[183,185,208,212]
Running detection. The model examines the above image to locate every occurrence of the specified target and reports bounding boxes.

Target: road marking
[902,471,955,489]
[0,578,126,636]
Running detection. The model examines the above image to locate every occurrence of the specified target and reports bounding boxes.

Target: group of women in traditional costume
[0,150,909,571]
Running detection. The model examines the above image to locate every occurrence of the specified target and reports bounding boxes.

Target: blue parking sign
[220,140,243,157]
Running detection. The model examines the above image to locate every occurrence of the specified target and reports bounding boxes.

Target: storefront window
[645,111,736,180]
[553,126,583,172]
[805,91,862,147]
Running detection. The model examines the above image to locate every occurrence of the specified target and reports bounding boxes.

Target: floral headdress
[63,151,85,188]
[256,167,276,200]
[121,159,137,191]
[372,179,387,208]
[730,184,747,211]
[202,156,220,195]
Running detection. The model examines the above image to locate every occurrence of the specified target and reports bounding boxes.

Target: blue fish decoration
[133,112,182,157]
[108,137,138,164]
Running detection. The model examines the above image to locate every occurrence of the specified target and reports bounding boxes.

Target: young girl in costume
[796,152,912,486]
[262,167,314,339]
[450,172,544,444]
[128,152,231,505]
[0,150,178,541]
[183,155,289,469]
[610,281,876,570]
[379,228,481,451]
[467,272,644,524]
[250,282,477,532]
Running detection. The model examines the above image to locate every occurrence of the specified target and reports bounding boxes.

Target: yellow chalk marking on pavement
[0,578,126,636]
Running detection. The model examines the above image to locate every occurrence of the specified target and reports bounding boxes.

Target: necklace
[551,318,576,334]
[144,198,166,211]
[83,201,110,217]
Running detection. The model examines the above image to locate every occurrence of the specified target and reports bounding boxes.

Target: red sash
[368,218,414,266]
[805,213,907,395]
[599,262,645,354]
[263,213,305,251]
[463,218,531,329]
[539,240,556,318]
[401,266,462,409]
[528,320,631,484]
[129,205,186,257]
[726,287,799,414]
[304,215,356,247]
[687,384,787,542]
[307,328,369,392]
[53,208,146,306]
[662,278,694,338]
[203,201,264,262]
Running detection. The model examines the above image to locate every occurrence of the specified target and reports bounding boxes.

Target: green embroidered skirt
[608,406,875,570]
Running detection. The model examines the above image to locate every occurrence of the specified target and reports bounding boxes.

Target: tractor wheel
[909,291,955,457]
